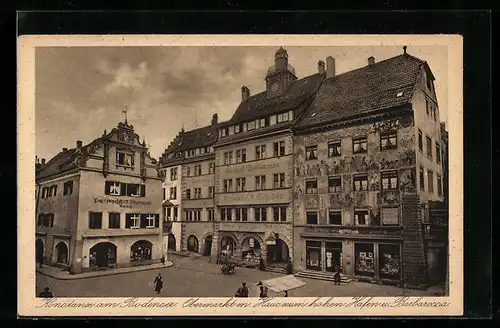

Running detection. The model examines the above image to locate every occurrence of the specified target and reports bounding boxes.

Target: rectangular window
[194,187,202,199]
[418,130,423,152]
[277,112,289,123]
[378,244,401,280]
[41,187,49,198]
[328,211,342,225]
[354,210,369,226]
[235,208,248,221]
[207,208,214,221]
[236,178,246,191]
[223,179,233,193]
[39,214,54,227]
[162,188,166,200]
[380,132,397,150]
[306,179,318,194]
[436,143,441,164]
[355,243,375,277]
[426,136,433,159]
[185,189,191,199]
[328,176,342,193]
[126,184,144,197]
[273,141,286,157]
[255,175,266,190]
[170,168,178,180]
[186,166,191,177]
[116,151,134,166]
[220,208,232,221]
[255,145,267,160]
[254,207,267,222]
[306,211,318,225]
[209,162,215,174]
[353,137,368,154]
[208,186,214,198]
[108,213,120,229]
[273,173,285,188]
[353,174,368,191]
[145,214,156,228]
[221,128,228,137]
[63,181,73,196]
[259,118,268,128]
[306,146,318,160]
[234,124,241,134]
[170,187,177,200]
[273,207,287,222]
[437,174,443,197]
[194,164,202,176]
[89,212,102,229]
[223,151,233,165]
[381,171,398,190]
[236,149,247,163]
[428,170,434,193]
[328,141,341,157]
[247,121,256,130]
[173,207,178,221]
[419,167,425,190]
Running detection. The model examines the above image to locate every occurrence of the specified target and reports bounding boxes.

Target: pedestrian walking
[38,287,53,298]
[154,273,163,295]
[333,265,341,285]
[161,256,165,266]
[259,285,268,298]
[235,282,249,297]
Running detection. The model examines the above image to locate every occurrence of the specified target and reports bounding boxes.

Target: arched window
[267,238,290,263]
[220,236,236,254]
[187,235,199,253]
[130,240,153,262]
[241,237,261,261]
[55,242,69,264]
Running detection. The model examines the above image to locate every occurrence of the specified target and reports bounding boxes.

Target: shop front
[266,233,290,264]
[354,242,401,282]
[90,242,117,269]
[130,240,153,262]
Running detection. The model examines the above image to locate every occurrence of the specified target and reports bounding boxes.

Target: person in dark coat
[154,273,164,295]
[259,285,268,298]
[38,287,53,298]
[235,282,249,297]
[161,256,166,266]
[333,265,341,285]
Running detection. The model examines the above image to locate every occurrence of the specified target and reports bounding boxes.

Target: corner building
[35,120,163,274]
[159,115,219,256]
[213,47,324,269]
[292,50,445,288]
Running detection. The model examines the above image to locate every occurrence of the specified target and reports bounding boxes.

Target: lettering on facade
[221,191,285,204]
[93,197,153,208]
[225,162,281,174]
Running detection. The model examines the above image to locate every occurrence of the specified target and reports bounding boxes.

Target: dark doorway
[203,235,213,256]
[168,233,176,251]
[306,241,322,271]
[36,239,44,265]
[325,242,342,273]
[55,242,69,264]
[187,235,199,253]
[90,242,117,268]
[267,239,289,263]
[130,240,153,262]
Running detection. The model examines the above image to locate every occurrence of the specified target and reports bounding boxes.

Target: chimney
[326,56,336,78]
[35,155,39,164]
[241,86,250,102]
[62,148,68,152]
[77,140,82,149]
[318,60,325,74]
[41,158,46,165]
[368,56,375,66]
[440,122,446,132]
[211,113,218,126]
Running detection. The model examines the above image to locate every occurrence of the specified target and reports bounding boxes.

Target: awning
[256,275,306,293]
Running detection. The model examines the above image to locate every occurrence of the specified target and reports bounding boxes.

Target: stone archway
[266,233,290,264]
[203,234,213,256]
[89,242,117,268]
[130,240,153,262]
[187,235,199,253]
[168,233,176,251]
[240,236,262,261]
[35,239,44,265]
[55,241,69,264]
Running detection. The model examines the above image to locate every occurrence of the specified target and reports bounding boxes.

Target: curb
[36,261,174,280]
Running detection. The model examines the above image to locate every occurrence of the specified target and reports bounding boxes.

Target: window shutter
[155,214,160,228]
[140,214,147,228]
[120,183,127,196]
[125,214,132,228]
[141,185,146,197]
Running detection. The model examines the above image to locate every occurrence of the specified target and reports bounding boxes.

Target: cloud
[103,61,150,93]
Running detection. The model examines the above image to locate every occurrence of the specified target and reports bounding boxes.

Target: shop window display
[378,244,401,279]
[355,243,375,277]
[241,237,261,266]
[306,241,322,271]
[130,240,153,262]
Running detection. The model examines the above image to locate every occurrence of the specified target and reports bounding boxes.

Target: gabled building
[292,48,445,288]
[159,114,219,256]
[212,48,324,269]
[35,119,163,274]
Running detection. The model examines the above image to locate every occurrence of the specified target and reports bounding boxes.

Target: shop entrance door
[325,242,342,273]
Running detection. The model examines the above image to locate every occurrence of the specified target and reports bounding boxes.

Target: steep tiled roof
[36,147,81,180]
[161,124,218,157]
[294,54,427,130]
[229,73,325,124]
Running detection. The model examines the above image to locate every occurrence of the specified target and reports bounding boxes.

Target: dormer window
[277,112,289,123]
[248,121,256,131]
[221,128,228,137]
[234,124,241,134]
[258,118,269,128]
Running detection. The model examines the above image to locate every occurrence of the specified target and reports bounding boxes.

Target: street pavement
[36,254,441,298]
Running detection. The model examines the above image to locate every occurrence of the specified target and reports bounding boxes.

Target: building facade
[292,50,445,288]
[212,48,324,269]
[35,120,163,274]
[159,115,219,256]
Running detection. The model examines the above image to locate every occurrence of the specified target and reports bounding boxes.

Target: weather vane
[122,106,128,123]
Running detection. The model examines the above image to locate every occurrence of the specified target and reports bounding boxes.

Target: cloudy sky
[35,45,448,161]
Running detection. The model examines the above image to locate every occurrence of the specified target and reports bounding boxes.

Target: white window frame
[131,215,141,229]
[146,215,155,228]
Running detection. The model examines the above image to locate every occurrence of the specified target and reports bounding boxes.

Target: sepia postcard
[17,34,463,317]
